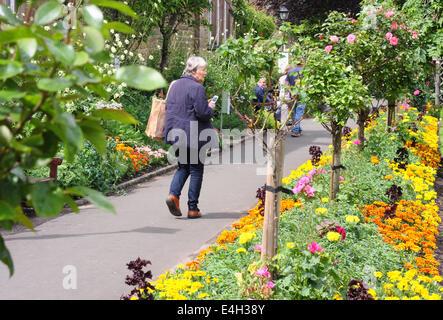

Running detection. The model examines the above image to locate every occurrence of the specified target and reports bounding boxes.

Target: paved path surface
[0,118,345,300]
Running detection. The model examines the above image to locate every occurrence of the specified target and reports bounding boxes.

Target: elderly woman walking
[163,56,218,219]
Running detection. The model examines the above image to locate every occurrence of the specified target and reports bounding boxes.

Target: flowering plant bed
[124,104,442,300]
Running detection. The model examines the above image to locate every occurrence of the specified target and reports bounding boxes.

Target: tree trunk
[193,12,201,55]
[357,108,369,150]
[159,33,171,73]
[330,122,343,201]
[386,98,395,130]
[261,133,285,263]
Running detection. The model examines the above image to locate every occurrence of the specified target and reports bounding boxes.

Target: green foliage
[231,0,277,39]
[0,0,166,276]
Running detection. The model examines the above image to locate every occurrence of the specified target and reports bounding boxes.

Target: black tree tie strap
[265,184,293,194]
[332,164,346,171]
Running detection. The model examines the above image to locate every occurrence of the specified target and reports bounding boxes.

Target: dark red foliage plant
[346,279,374,300]
[121,257,155,300]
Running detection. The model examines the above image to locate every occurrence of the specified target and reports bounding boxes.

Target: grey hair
[182,56,207,76]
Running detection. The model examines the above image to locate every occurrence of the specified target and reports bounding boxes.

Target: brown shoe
[166,195,182,216]
[187,210,202,219]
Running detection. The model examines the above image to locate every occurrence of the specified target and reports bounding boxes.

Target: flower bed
[124,104,442,300]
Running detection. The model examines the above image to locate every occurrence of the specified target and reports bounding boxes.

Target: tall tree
[141,0,212,73]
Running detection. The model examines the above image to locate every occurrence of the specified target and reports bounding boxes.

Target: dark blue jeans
[291,103,305,134]
[169,148,204,211]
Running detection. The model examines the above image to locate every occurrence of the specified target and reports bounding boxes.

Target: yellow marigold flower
[384,175,393,180]
[286,242,295,249]
[387,270,402,282]
[368,288,377,299]
[374,271,383,278]
[345,215,360,223]
[238,232,256,244]
[198,293,210,299]
[333,293,343,300]
[236,247,247,253]
[315,207,328,215]
[326,231,341,242]
[371,156,379,164]
[321,197,329,203]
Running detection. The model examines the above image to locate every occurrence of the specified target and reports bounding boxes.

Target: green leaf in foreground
[115,65,167,91]
[92,108,137,124]
[0,236,14,277]
[66,186,116,214]
[34,0,62,26]
[88,0,137,19]
[31,183,65,217]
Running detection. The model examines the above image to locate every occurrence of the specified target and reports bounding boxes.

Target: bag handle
[165,80,176,101]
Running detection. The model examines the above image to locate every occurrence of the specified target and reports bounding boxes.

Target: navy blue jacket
[286,67,303,86]
[163,75,216,149]
[254,85,272,103]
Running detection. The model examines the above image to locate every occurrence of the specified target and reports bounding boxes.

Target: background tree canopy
[252,0,361,24]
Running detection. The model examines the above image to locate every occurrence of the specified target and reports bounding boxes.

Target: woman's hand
[208,99,216,109]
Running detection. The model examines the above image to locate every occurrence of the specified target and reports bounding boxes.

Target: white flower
[149,55,154,60]
[111,46,116,53]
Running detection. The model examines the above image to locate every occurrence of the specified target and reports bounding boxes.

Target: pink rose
[347,34,356,43]
[413,90,420,95]
[384,10,395,18]
[330,35,339,42]
[391,22,398,29]
[389,36,399,45]
[266,281,275,289]
[353,139,361,145]
[254,245,262,252]
[325,45,333,53]
[386,32,393,40]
